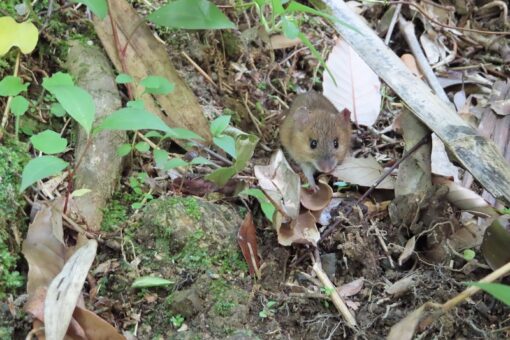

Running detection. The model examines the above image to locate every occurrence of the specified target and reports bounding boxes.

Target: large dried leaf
[254,150,300,220]
[237,212,260,276]
[73,306,126,340]
[277,211,320,246]
[433,176,498,218]
[22,204,66,296]
[481,216,510,270]
[45,239,98,340]
[332,156,395,189]
[323,38,381,126]
[387,305,427,340]
[300,182,333,211]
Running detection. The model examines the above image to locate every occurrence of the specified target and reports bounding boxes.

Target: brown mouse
[280,91,351,190]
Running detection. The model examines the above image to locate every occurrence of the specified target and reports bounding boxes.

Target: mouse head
[293,107,351,173]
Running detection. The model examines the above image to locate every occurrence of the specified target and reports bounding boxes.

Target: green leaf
[282,16,299,39]
[140,76,174,95]
[210,115,231,136]
[127,100,145,109]
[43,75,95,134]
[240,188,275,221]
[0,76,28,96]
[467,282,510,306]
[164,158,188,170]
[205,166,236,187]
[0,16,39,55]
[115,73,133,84]
[148,0,235,30]
[298,32,335,86]
[271,0,285,15]
[50,103,66,117]
[286,1,358,33]
[153,150,188,170]
[232,133,258,172]
[70,0,108,19]
[165,128,204,141]
[132,276,173,289]
[98,107,171,132]
[214,135,236,159]
[135,141,150,153]
[463,249,476,261]
[132,202,143,209]
[30,130,68,154]
[20,156,68,192]
[190,156,214,165]
[71,188,92,197]
[11,95,29,116]
[42,72,74,89]
[145,131,163,139]
[153,149,169,168]
[117,143,132,157]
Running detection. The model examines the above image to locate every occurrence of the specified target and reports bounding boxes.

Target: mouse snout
[316,157,338,173]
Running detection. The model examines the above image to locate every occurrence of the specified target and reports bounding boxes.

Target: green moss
[0,140,29,299]
[167,196,202,221]
[101,199,129,232]
[174,230,211,270]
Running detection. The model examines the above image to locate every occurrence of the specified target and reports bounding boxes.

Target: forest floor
[1,0,510,339]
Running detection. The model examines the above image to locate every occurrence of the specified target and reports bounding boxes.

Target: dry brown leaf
[332,156,395,189]
[385,276,416,297]
[398,236,416,266]
[22,204,66,296]
[300,182,333,211]
[45,239,98,340]
[338,277,364,297]
[481,216,510,270]
[400,53,423,78]
[73,307,126,340]
[254,150,300,221]
[237,212,260,277]
[323,37,381,126]
[269,34,301,49]
[387,305,427,340]
[433,176,498,218]
[277,211,320,246]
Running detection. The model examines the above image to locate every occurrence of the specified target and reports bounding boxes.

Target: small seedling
[259,300,277,319]
[170,314,185,328]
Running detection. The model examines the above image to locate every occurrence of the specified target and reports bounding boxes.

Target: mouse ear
[340,108,351,122]
[294,106,310,127]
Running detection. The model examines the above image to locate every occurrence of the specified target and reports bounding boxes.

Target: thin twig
[391,0,510,36]
[311,251,357,328]
[398,16,449,103]
[321,134,430,240]
[384,4,402,45]
[181,51,218,89]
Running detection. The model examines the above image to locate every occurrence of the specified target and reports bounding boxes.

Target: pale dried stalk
[312,261,357,328]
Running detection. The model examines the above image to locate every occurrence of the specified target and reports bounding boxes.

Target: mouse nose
[316,158,338,173]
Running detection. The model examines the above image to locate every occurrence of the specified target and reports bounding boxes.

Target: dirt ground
[1,0,510,339]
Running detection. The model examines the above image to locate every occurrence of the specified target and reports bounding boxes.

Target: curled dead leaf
[277,211,320,247]
[254,150,300,221]
[332,156,395,189]
[300,182,333,211]
[237,212,260,277]
[433,176,498,218]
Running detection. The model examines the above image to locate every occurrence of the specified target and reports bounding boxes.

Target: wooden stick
[322,0,510,204]
[312,261,357,328]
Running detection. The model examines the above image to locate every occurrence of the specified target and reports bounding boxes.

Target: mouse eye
[310,139,318,149]
[333,138,339,149]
